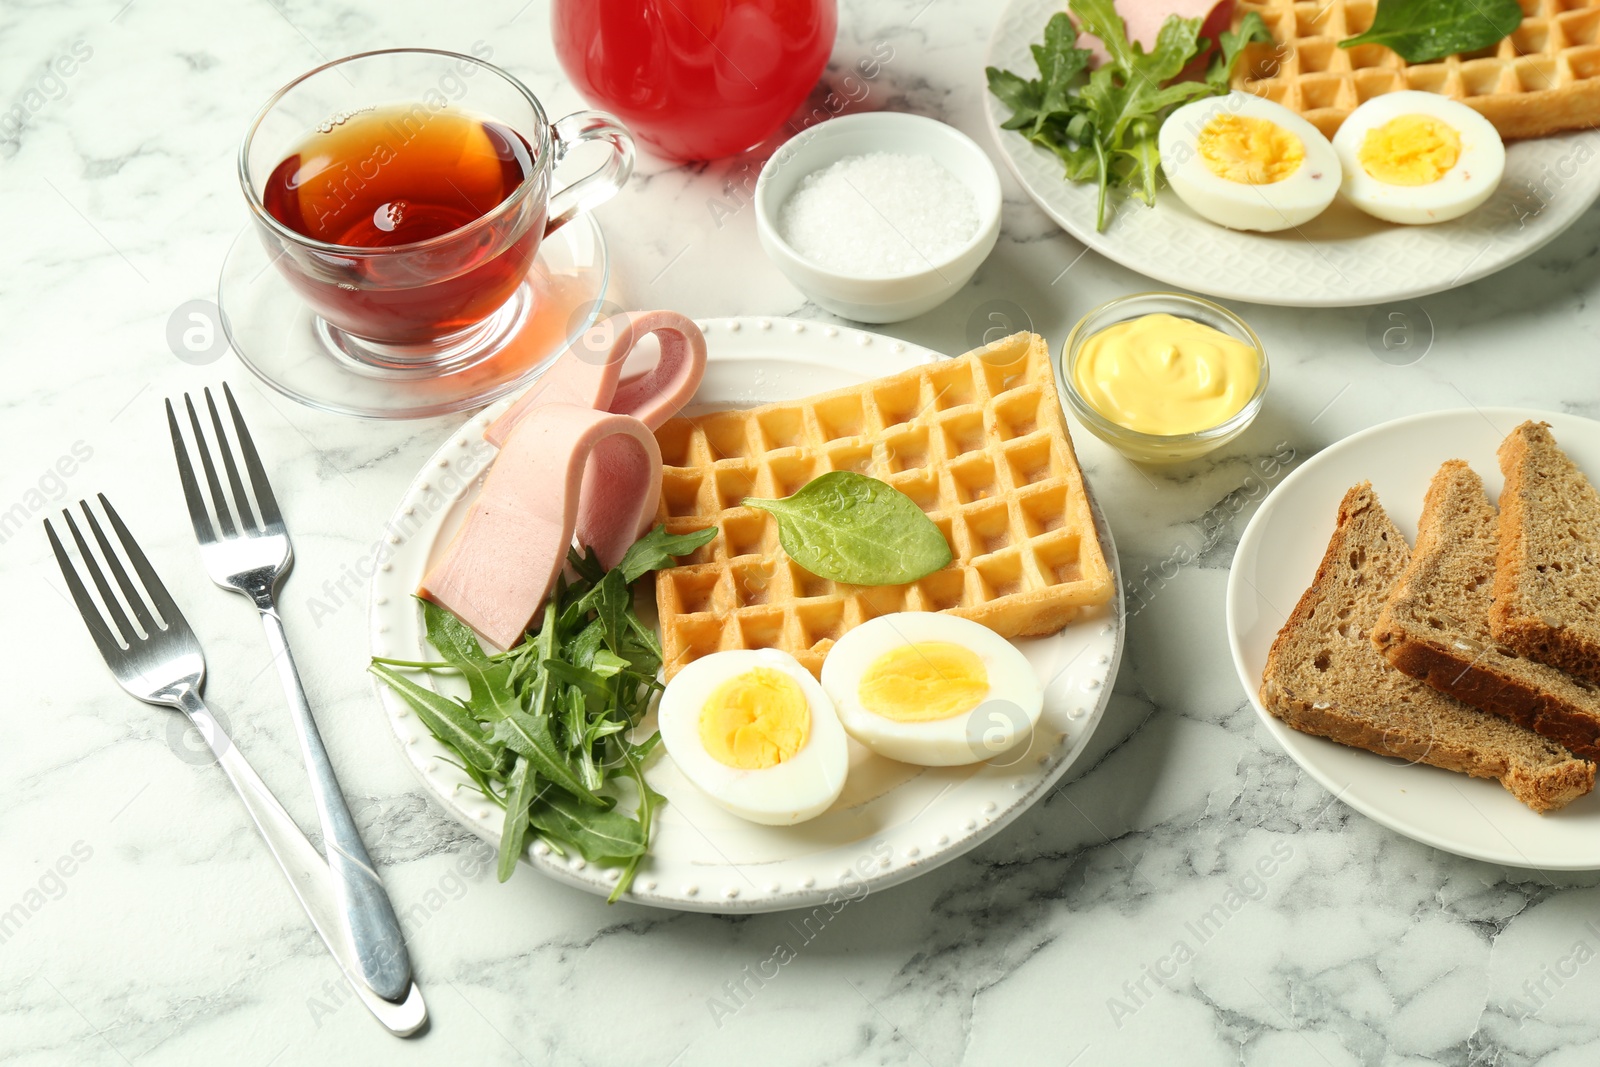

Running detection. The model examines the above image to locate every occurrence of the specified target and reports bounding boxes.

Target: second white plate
[369,317,1125,911]
[984,0,1600,308]
[1227,407,1600,869]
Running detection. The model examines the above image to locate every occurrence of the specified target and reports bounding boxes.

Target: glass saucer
[218,214,610,419]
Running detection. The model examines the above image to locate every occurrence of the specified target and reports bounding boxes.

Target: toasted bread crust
[1492,421,1600,685]
[1260,482,1594,814]
[1373,459,1600,761]
[1379,638,1600,761]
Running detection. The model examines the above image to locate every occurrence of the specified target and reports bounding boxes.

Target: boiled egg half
[820,612,1044,767]
[658,649,848,825]
[1159,92,1341,231]
[1332,91,1504,225]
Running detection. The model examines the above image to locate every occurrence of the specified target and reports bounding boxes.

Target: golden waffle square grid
[650,332,1115,679]
[1231,0,1600,139]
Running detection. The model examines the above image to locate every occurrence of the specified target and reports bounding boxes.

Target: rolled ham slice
[418,405,662,650]
[485,309,707,446]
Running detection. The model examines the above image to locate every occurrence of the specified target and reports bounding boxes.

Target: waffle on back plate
[650,332,1114,679]
[1231,0,1600,139]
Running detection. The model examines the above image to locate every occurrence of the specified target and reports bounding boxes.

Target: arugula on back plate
[370,523,715,901]
[1340,0,1522,64]
[986,0,1270,231]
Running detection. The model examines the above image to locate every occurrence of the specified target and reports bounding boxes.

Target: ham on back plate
[419,311,708,649]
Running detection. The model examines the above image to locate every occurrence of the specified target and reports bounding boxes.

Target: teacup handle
[545,110,634,236]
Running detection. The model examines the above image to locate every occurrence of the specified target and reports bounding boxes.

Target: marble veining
[5,0,1600,1063]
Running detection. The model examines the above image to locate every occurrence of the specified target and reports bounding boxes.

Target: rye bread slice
[1260,482,1594,813]
[1372,461,1600,760]
[1492,421,1600,686]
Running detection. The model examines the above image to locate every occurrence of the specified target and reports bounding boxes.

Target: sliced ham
[485,309,707,446]
[417,310,708,649]
[419,405,662,650]
[1078,0,1233,78]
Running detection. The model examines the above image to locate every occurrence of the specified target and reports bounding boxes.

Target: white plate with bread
[1227,407,1600,869]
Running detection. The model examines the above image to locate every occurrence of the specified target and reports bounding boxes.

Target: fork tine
[62,506,137,646]
[46,517,125,660]
[168,398,217,545]
[185,393,237,538]
[223,383,282,528]
[205,386,257,533]
[79,499,158,635]
[100,493,188,635]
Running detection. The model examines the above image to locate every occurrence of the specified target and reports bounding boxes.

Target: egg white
[1159,92,1341,232]
[1332,91,1505,225]
[657,649,849,826]
[820,612,1043,767]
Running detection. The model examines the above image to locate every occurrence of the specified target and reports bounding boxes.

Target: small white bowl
[754,112,1002,324]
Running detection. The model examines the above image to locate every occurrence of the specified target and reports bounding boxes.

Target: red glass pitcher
[552,0,837,161]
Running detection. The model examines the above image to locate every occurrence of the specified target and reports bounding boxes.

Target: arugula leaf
[497,757,536,882]
[1208,12,1271,90]
[618,524,717,583]
[1340,0,1521,63]
[611,741,664,903]
[490,703,603,805]
[744,471,952,586]
[985,0,1271,231]
[529,791,647,865]
[1032,13,1092,133]
[988,67,1045,131]
[368,663,500,773]
[372,523,708,900]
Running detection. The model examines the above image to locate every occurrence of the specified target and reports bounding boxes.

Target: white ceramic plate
[984,0,1600,308]
[1227,408,1600,869]
[369,316,1125,912]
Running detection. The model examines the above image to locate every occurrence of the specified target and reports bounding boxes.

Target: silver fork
[45,496,425,1035]
[166,384,411,1004]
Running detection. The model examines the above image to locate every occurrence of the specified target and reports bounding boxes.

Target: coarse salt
[777,151,979,277]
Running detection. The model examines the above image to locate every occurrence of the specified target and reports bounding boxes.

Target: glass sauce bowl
[1059,292,1269,465]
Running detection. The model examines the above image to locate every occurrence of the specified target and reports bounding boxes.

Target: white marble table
[6,1,1600,1063]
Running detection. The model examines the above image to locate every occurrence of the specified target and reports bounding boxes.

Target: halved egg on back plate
[1332,91,1505,225]
[820,612,1044,767]
[1158,92,1341,232]
[658,649,848,826]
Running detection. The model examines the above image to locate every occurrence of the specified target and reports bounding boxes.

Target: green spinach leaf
[1340,0,1521,63]
[743,471,952,586]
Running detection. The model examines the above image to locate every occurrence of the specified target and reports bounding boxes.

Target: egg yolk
[1198,115,1304,185]
[700,668,811,770]
[858,642,989,722]
[1358,115,1461,186]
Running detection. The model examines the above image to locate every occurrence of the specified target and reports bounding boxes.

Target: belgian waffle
[650,332,1114,680]
[1231,0,1600,139]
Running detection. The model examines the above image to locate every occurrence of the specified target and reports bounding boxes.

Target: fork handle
[256,605,413,1003]
[173,688,426,1035]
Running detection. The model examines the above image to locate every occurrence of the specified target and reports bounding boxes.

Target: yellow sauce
[1073,313,1259,436]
